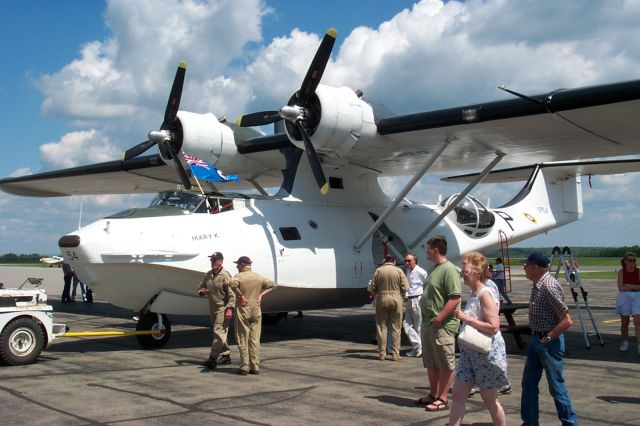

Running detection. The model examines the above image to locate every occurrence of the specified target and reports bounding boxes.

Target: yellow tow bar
[61,329,167,337]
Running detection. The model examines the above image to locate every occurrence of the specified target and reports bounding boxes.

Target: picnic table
[499,302,531,349]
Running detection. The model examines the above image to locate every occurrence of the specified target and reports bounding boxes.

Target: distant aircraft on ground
[39,256,64,267]
[2,28,639,348]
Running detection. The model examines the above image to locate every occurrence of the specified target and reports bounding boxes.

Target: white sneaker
[415,349,422,358]
[619,341,629,352]
[407,349,418,357]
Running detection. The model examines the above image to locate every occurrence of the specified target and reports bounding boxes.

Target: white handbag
[458,323,492,354]
[457,287,494,354]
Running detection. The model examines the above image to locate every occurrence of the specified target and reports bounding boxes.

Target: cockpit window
[149,191,205,212]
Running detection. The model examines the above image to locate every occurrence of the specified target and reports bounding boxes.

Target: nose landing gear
[135,312,171,348]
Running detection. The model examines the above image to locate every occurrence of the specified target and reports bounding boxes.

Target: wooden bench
[499,303,530,349]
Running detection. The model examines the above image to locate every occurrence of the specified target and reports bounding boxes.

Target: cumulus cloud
[39,130,120,170]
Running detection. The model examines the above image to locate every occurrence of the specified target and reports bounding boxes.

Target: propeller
[237,28,337,194]
[122,61,192,189]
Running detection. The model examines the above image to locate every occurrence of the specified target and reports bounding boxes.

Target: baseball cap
[233,256,252,264]
[523,252,550,268]
[384,255,396,263]
[208,252,224,260]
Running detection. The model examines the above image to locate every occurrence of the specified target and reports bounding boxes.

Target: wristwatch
[543,335,552,343]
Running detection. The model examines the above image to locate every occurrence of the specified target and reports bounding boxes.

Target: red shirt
[621,267,640,288]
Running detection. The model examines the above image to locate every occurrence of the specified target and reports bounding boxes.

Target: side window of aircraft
[206,197,234,214]
[439,194,495,238]
[279,227,301,241]
[329,177,344,189]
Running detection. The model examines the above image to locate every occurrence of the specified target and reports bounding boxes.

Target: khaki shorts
[421,323,456,370]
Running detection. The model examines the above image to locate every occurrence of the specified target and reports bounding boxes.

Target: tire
[136,312,171,349]
[0,317,45,366]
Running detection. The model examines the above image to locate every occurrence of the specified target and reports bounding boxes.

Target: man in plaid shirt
[520,252,578,426]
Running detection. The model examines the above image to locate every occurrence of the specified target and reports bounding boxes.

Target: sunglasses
[626,258,637,262]
[404,259,413,263]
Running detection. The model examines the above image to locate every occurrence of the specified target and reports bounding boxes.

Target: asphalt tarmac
[1,266,639,425]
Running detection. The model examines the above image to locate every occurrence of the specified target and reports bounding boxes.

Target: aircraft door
[368,213,407,267]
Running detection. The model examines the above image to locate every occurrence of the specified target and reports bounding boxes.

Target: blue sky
[1,0,639,254]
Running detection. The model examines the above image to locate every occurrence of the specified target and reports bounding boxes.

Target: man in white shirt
[403,253,428,357]
[494,257,512,304]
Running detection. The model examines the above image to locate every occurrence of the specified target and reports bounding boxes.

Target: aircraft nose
[59,235,80,248]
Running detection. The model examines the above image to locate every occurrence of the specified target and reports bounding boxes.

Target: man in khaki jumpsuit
[230,256,277,375]
[370,255,409,361]
[198,251,235,370]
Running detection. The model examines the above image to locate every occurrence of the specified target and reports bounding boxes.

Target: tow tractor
[0,278,168,365]
[0,280,66,365]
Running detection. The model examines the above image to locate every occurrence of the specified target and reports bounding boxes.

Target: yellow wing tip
[178,60,187,69]
[320,183,329,195]
[235,116,243,126]
[121,152,126,160]
[327,28,337,38]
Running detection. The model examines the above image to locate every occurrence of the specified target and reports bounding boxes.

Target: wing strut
[408,152,505,248]
[354,139,452,251]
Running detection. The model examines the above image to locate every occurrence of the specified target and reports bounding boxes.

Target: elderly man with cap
[370,255,409,361]
[521,252,578,426]
[230,256,277,375]
[198,251,235,370]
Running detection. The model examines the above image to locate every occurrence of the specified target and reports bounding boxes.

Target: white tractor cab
[0,286,66,365]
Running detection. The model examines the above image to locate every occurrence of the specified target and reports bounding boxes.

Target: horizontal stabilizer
[443,158,640,183]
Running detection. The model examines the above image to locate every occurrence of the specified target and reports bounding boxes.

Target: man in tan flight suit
[198,251,235,370]
[370,255,409,361]
[230,256,277,375]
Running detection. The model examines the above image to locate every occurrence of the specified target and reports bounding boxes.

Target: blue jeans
[71,276,86,301]
[521,334,578,426]
[494,279,512,304]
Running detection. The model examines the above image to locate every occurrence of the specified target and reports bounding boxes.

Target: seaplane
[1,28,639,348]
[39,255,64,267]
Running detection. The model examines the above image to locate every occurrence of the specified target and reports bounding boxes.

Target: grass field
[0,263,57,268]
[507,257,620,280]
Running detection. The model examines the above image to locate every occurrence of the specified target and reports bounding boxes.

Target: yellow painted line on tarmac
[602,318,621,324]
[61,329,167,337]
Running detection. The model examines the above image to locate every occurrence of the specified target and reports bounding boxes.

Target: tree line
[487,246,640,259]
[0,253,47,264]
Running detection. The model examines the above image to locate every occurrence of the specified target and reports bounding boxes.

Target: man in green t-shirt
[417,235,461,412]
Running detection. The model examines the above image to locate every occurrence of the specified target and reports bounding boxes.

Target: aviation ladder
[549,246,604,349]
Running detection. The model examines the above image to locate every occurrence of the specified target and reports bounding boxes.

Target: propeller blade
[236,111,281,127]
[295,122,328,195]
[298,28,337,104]
[167,147,192,190]
[122,140,156,161]
[161,60,187,130]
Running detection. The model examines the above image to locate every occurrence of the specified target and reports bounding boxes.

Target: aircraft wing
[0,154,283,197]
[2,79,639,197]
[442,158,640,183]
[367,79,640,176]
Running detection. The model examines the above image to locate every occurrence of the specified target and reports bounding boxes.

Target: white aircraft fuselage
[59,165,580,316]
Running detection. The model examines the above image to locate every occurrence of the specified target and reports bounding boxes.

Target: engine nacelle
[284,84,377,157]
[174,111,235,166]
[171,110,271,176]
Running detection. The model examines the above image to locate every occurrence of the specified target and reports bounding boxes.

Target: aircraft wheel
[0,317,45,365]
[136,312,171,349]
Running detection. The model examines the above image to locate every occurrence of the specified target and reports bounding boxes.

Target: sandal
[425,398,449,412]
[414,394,437,405]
